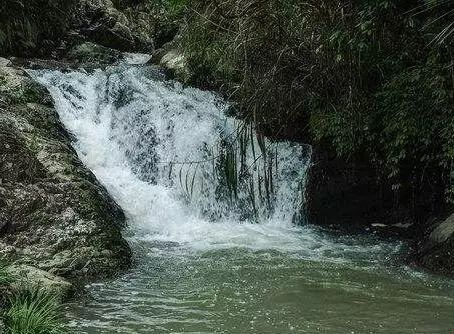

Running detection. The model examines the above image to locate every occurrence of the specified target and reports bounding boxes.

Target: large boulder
[74,0,154,52]
[0,60,131,279]
[412,213,454,276]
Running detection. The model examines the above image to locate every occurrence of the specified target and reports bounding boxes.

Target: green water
[67,233,454,334]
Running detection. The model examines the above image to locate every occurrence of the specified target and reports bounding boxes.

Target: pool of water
[66,234,454,333]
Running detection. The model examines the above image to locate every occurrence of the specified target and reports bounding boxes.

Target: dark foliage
[0,0,75,57]
[178,0,454,209]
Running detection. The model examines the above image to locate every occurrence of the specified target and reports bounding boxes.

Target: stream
[30,58,454,333]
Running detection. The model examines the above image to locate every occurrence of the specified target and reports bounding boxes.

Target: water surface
[31,60,454,334]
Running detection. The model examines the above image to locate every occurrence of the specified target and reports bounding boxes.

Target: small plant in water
[4,286,65,334]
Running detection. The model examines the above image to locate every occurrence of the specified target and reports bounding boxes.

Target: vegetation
[0,264,66,334]
[0,262,12,286]
[171,0,454,212]
[3,286,65,334]
[0,0,75,56]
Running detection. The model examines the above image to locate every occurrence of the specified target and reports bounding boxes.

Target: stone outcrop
[412,213,454,276]
[6,265,75,300]
[0,59,131,282]
[306,146,445,235]
[306,147,410,229]
[74,0,154,52]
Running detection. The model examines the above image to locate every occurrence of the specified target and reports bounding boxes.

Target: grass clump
[0,262,12,286]
[3,286,65,334]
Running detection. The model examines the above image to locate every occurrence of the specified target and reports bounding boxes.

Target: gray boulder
[75,0,154,52]
[0,59,131,280]
[6,265,74,300]
[413,213,454,276]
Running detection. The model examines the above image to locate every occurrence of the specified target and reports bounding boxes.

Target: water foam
[30,63,399,258]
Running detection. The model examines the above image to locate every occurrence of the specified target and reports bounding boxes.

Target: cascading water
[30,59,454,333]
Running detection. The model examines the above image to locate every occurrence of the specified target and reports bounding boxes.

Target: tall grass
[0,262,12,286]
[4,287,66,334]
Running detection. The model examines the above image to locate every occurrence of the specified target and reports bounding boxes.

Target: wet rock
[159,50,191,82]
[151,40,192,83]
[6,265,75,300]
[75,0,154,52]
[66,42,125,65]
[0,62,131,280]
[0,58,11,67]
[412,213,454,276]
[306,147,415,231]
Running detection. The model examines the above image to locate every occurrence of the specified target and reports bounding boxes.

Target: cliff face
[0,58,131,280]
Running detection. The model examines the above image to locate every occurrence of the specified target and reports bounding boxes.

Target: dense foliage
[175,0,454,208]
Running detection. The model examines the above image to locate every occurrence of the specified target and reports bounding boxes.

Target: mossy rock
[0,58,131,281]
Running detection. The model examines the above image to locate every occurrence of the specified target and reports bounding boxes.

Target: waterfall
[26,57,454,334]
[30,59,315,251]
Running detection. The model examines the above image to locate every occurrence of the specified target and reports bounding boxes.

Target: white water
[30,61,375,258]
[28,60,454,334]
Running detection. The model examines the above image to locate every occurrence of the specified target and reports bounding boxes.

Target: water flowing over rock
[0,59,131,281]
[31,57,311,250]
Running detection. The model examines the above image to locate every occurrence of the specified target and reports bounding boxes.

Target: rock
[306,147,410,230]
[6,265,74,300]
[412,213,454,276]
[159,50,191,82]
[66,42,125,65]
[428,214,454,244]
[0,62,131,279]
[75,0,154,52]
[305,146,441,237]
[0,58,11,67]
[151,40,192,83]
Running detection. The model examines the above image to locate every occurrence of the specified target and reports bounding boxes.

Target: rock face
[66,42,125,65]
[6,265,75,300]
[306,146,443,234]
[74,0,154,52]
[306,147,409,229]
[0,60,131,280]
[306,145,454,274]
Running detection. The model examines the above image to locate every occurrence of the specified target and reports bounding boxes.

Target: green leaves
[0,262,13,286]
[4,287,66,334]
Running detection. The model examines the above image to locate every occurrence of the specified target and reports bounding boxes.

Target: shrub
[178,0,454,206]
